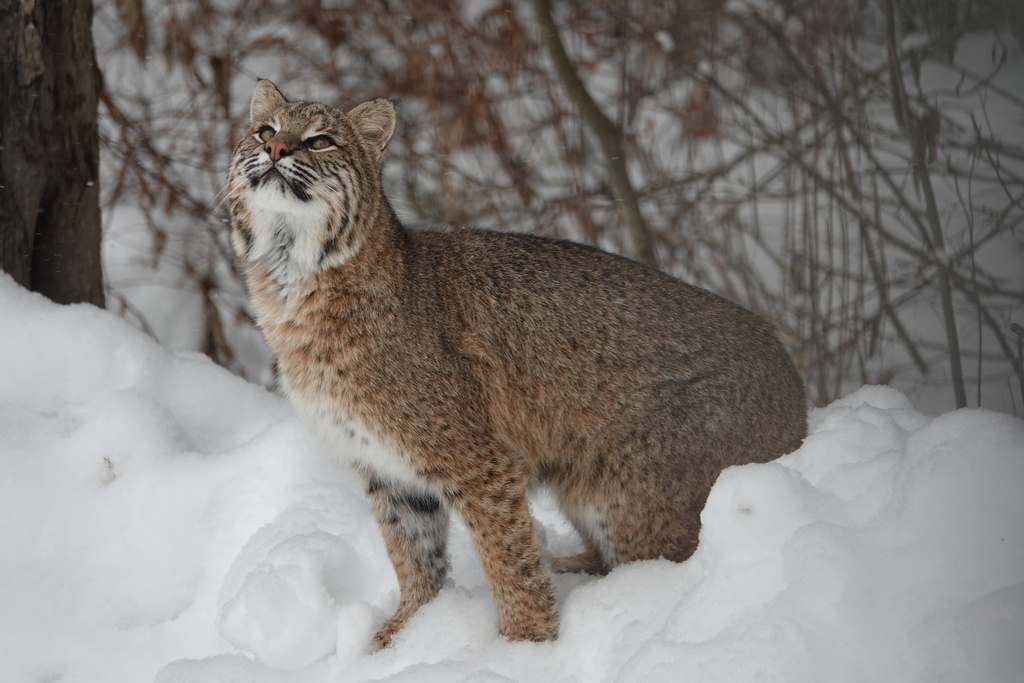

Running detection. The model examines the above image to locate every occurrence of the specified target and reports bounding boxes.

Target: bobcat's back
[409,227,806,486]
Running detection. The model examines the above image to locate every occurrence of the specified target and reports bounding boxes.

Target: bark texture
[0,0,104,306]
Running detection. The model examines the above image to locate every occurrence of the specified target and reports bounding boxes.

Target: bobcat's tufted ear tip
[348,98,397,164]
[250,79,288,124]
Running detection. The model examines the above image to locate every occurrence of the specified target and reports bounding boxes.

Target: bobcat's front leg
[364,478,450,652]
[452,456,558,644]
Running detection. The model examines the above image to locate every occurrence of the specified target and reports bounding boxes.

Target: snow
[1,272,1022,682]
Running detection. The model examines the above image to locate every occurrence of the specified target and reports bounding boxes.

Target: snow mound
[0,274,1022,682]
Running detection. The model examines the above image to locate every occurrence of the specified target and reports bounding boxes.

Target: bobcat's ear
[348,98,397,164]
[250,79,288,123]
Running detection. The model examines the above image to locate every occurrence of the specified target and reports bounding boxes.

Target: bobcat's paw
[498,582,559,643]
[367,603,418,654]
[368,617,401,653]
[551,547,609,575]
[500,614,559,643]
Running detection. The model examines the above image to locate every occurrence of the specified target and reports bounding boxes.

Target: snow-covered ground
[1,273,1022,682]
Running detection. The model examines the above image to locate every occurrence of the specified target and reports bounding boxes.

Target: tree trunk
[0,0,104,306]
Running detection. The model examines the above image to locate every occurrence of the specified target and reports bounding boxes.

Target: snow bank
[0,274,1021,682]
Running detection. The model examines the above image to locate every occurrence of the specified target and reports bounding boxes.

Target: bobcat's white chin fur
[244,180,358,290]
[246,203,326,289]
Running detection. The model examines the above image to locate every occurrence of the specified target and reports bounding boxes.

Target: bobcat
[227,79,807,651]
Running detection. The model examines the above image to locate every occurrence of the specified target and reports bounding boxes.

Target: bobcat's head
[227,80,396,288]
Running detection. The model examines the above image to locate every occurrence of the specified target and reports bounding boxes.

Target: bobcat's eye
[255,126,276,143]
[305,135,334,151]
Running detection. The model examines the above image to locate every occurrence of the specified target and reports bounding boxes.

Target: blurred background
[88,0,1023,415]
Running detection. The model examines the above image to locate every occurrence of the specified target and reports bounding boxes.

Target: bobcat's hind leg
[364,477,450,652]
[551,499,615,575]
[602,474,708,567]
[552,509,606,573]
[551,543,609,575]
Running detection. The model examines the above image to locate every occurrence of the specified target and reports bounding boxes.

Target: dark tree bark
[0,0,104,306]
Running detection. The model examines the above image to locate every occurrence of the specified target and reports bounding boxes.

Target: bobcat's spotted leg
[364,477,450,652]
[450,453,558,644]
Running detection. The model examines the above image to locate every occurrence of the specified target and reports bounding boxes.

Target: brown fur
[228,80,807,651]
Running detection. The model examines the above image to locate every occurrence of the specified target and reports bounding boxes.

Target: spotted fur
[228,80,808,652]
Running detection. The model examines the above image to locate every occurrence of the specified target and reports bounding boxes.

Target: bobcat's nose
[265,139,292,161]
